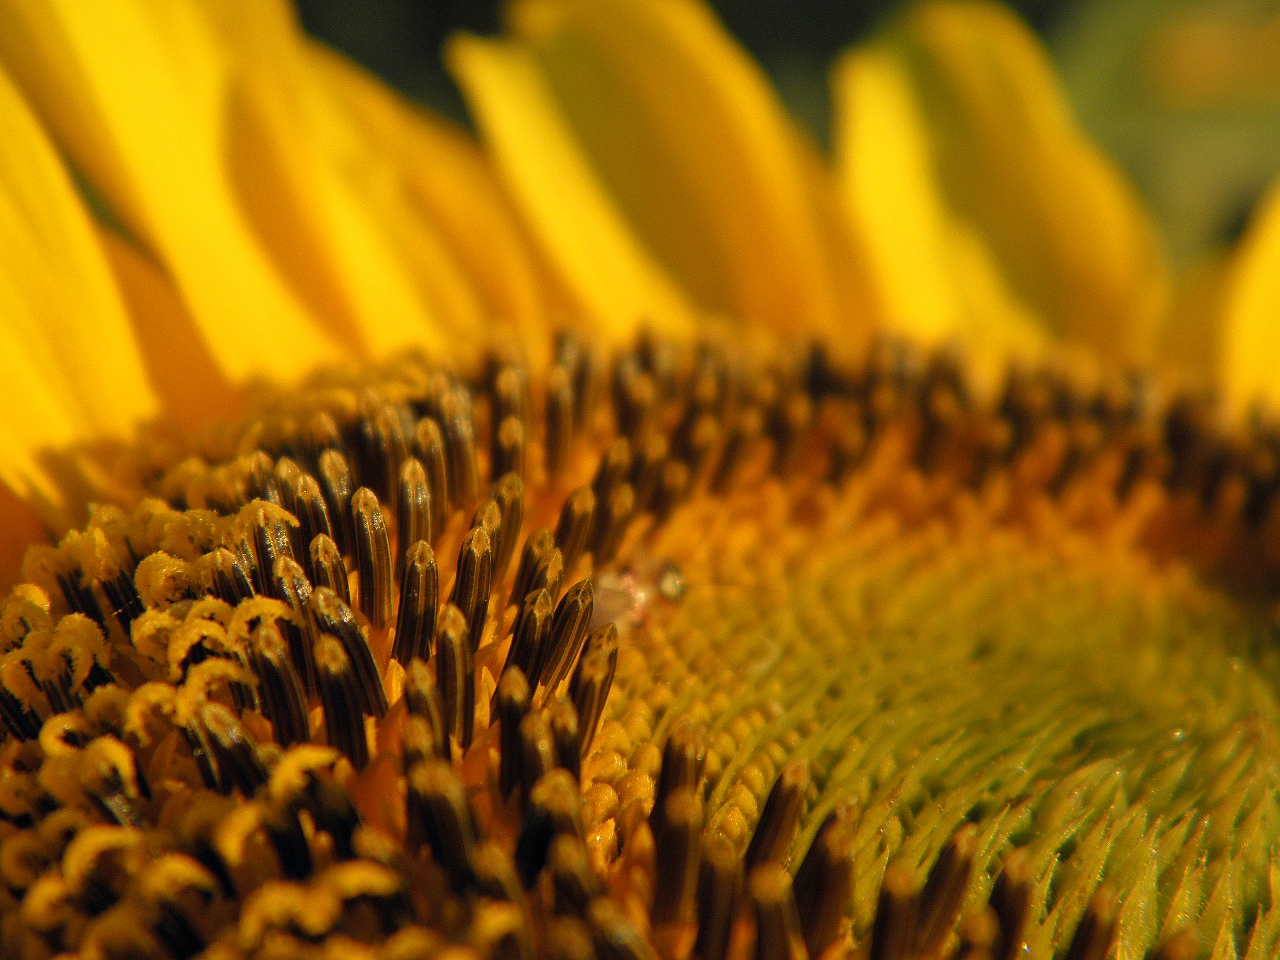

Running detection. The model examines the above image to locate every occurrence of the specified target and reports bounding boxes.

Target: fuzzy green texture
[624,474,1280,959]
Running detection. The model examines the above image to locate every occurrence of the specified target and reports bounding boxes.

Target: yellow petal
[210,0,445,360]
[941,216,1052,386]
[832,44,1047,385]
[0,63,159,547]
[833,46,965,346]
[0,483,47,590]
[0,0,340,384]
[447,33,697,342]
[1156,253,1231,394]
[98,228,244,431]
[0,272,86,503]
[0,267,121,538]
[1221,180,1280,416]
[893,0,1168,363]
[309,44,553,352]
[507,0,867,341]
[0,64,156,439]
[787,126,882,358]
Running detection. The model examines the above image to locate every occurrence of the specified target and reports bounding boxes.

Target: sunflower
[0,1,1277,959]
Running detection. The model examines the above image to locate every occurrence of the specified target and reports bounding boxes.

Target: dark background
[295,0,1068,145]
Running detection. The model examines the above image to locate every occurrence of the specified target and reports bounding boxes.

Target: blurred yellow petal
[0,0,340,384]
[293,43,503,357]
[833,46,964,346]
[1157,253,1231,394]
[0,61,158,551]
[211,0,445,359]
[790,131,881,357]
[0,273,85,502]
[0,269,124,540]
[309,44,552,351]
[942,215,1052,384]
[448,33,696,341]
[356,193,490,363]
[0,484,46,590]
[833,44,1047,384]
[889,0,1168,364]
[1221,181,1280,416]
[509,0,870,341]
[98,228,243,431]
[0,65,156,439]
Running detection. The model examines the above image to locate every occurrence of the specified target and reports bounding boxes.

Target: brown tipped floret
[712,406,764,493]
[743,761,809,872]
[650,788,703,926]
[393,540,439,665]
[990,849,1033,960]
[315,633,370,769]
[750,864,806,960]
[544,366,574,482]
[270,556,317,691]
[360,401,410,509]
[547,696,582,782]
[694,835,745,960]
[515,769,583,886]
[519,709,557,806]
[407,760,477,890]
[472,840,528,906]
[305,410,343,463]
[451,526,494,651]
[247,622,310,747]
[310,532,350,606]
[435,604,476,752]
[653,722,707,831]
[404,658,449,761]
[441,389,480,510]
[1063,885,1119,960]
[793,803,857,958]
[628,433,666,512]
[200,701,269,795]
[497,667,533,799]
[870,860,919,960]
[538,579,595,697]
[293,473,334,578]
[310,586,387,718]
[492,473,525,583]
[510,529,556,608]
[554,487,596,575]
[549,835,600,916]
[209,547,254,605]
[495,416,526,481]
[506,588,555,687]
[413,416,450,537]
[249,504,294,596]
[592,484,635,566]
[352,487,393,629]
[317,449,355,554]
[397,458,433,579]
[591,439,633,510]
[916,824,978,956]
[652,460,690,526]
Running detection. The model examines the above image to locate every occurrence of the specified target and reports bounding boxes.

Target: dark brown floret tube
[392,540,438,666]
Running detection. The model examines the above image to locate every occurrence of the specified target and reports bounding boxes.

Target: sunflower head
[2,2,1280,960]
[1,325,1279,959]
